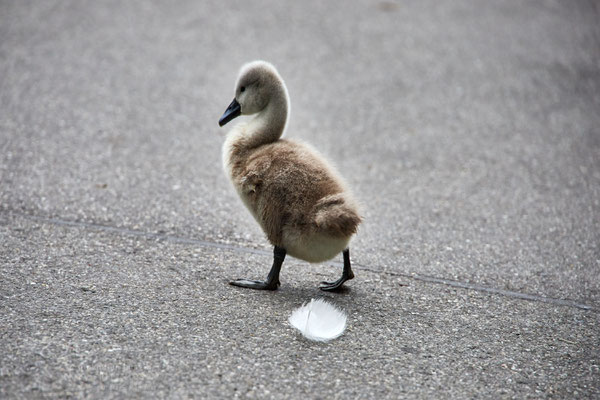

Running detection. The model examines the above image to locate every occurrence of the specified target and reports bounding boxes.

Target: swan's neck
[246,85,289,148]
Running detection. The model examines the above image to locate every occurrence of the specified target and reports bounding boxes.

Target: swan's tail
[313,194,362,237]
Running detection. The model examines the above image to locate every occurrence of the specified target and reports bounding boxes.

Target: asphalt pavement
[1,0,599,398]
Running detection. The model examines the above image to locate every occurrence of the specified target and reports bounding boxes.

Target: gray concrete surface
[1,0,599,398]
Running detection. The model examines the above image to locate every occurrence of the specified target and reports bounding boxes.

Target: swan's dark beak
[219,98,241,127]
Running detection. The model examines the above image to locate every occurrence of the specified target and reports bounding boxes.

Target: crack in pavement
[4,211,596,312]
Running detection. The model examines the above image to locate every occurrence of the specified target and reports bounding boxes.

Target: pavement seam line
[5,211,596,312]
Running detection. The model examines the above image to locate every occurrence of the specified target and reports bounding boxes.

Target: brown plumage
[219,61,361,290]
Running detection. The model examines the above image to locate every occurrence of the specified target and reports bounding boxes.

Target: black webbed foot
[318,276,352,291]
[319,248,354,292]
[230,278,280,290]
[229,246,286,291]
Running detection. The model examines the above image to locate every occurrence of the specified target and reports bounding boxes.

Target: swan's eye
[240,86,246,93]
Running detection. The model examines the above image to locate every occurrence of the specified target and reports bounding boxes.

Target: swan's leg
[319,248,355,291]
[229,246,285,290]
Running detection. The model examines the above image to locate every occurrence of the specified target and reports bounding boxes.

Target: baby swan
[218,61,361,291]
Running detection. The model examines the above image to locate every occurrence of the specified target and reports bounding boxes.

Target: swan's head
[219,61,286,127]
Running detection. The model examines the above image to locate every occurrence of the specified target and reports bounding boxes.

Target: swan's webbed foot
[318,275,352,291]
[319,248,354,292]
[229,278,280,290]
[229,246,286,291]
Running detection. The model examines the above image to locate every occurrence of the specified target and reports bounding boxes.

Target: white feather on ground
[288,298,347,342]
